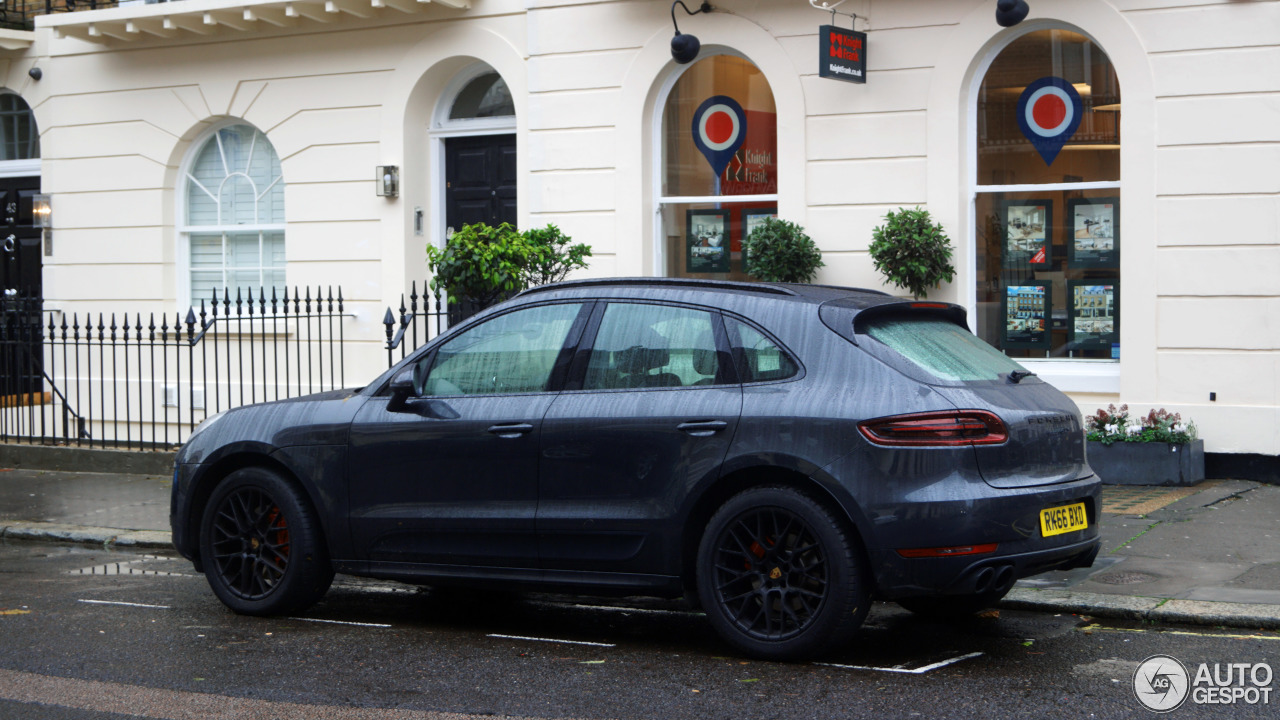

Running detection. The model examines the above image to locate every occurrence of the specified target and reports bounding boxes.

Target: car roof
[516,277,893,306]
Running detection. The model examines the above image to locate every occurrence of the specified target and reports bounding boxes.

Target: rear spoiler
[850,301,969,337]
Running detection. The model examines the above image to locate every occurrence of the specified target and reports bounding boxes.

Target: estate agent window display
[659,55,778,280]
[973,29,1121,360]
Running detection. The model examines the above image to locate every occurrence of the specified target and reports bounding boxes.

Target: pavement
[1,464,1278,632]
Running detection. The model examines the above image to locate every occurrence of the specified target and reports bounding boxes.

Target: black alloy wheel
[697,486,868,661]
[199,467,333,615]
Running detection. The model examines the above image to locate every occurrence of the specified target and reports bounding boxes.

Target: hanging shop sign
[1017,77,1083,165]
[819,25,866,84]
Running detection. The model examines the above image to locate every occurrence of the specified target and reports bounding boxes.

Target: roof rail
[517,277,799,298]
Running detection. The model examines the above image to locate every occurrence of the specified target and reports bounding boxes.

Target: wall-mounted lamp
[376,166,399,197]
[32,194,51,228]
[670,1,713,65]
[995,0,1029,27]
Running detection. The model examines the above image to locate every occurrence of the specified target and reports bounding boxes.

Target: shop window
[659,55,777,280]
[974,29,1120,360]
[0,93,39,161]
[182,124,285,307]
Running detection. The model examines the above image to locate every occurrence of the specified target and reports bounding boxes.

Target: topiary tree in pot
[741,217,824,283]
[869,207,956,299]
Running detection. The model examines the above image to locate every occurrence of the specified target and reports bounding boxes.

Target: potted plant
[868,207,956,299]
[1084,404,1205,486]
[741,217,824,283]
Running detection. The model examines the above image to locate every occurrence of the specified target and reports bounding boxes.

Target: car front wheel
[697,486,869,661]
[199,467,334,616]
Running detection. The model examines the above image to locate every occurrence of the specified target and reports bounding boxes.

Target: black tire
[696,486,869,661]
[199,467,334,616]
[897,589,1010,618]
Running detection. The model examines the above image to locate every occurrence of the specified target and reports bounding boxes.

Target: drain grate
[1093,571,1159,585]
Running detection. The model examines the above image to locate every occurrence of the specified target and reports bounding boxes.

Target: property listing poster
[686,209,731,273]
[1004,201,1053,266]
[1003,283,1051,349]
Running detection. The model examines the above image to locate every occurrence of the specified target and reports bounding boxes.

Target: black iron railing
[0,1,123,31]
[380,281,451,367]
[0,286,348,450]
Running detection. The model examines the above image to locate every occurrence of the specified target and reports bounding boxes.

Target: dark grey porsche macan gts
[171,278,1101,660]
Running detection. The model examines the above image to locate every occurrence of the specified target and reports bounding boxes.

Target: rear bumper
[860,476,1103,600]
[871,535,1100,600]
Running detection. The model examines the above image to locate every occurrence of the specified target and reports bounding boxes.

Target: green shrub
[869,207,956,299]
[427,222,530,308]
[741,217,824,283]
[427,222,593,309]
[522,224,592,287]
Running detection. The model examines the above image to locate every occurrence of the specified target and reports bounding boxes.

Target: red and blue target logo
[691,95,747,178]
[1017,77,1083,166]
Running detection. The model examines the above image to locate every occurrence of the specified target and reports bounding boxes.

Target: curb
[1002,588,1280,631]
[0,521,173,550]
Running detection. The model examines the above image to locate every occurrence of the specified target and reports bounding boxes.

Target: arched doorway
[0,92,42,297]
[434,64,517,236]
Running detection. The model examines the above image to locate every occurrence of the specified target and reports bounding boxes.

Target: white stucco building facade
[1,0,1276,469]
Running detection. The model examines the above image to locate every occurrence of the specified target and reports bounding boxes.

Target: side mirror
[387,367,417,412]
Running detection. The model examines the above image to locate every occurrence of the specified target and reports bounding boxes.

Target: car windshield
[863,315,1026,382]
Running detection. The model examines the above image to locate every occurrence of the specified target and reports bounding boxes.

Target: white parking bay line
[817,651,984,675]
[487,634,616,648]
[286,617,392,628]
[77,599,171,610]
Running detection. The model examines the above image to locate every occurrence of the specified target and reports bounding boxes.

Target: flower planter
[1087,438,1205,486]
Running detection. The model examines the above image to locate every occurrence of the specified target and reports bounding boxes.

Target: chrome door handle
[487,423,533,438]
[677,420,728,437]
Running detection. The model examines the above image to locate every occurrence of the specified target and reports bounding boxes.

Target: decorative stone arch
[616,13,806,276]
[924,0,1156,399]
[379,25,528,296]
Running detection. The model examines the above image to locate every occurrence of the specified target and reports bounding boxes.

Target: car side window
[583,304,723,390]
[725,317,798,383]
[420,303,583,396]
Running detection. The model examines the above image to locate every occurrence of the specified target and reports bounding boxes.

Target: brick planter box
[1087,438,1205,486]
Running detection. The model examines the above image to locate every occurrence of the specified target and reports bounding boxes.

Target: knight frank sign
[819,25,866,84]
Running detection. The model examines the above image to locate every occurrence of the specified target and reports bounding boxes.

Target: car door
[347,302,589,568]
[537,302,742,577]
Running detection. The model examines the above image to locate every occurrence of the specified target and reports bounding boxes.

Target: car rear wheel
[896,589,1010,618]
[199,467,334,616]
[697,486,869,661]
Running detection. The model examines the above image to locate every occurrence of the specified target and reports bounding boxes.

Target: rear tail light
[896,544,999,558]
[858,410,1008,447]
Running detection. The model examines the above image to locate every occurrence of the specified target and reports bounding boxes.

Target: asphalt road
[0,540,1276,719]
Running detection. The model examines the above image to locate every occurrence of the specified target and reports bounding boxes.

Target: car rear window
[862,315,1026,382]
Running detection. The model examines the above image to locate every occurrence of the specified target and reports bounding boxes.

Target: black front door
[443,134,517,323]
[444,134,516,230]
[0,177,41,296]
[0,177,43,400]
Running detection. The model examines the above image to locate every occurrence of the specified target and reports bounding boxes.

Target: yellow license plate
[1040,502,1088,537]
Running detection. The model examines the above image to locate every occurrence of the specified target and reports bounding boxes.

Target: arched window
[658,54,777,280]
[973,29,1121,361]
[449,71,515,120]
[182,123,285,306]
[0,93,39,162]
